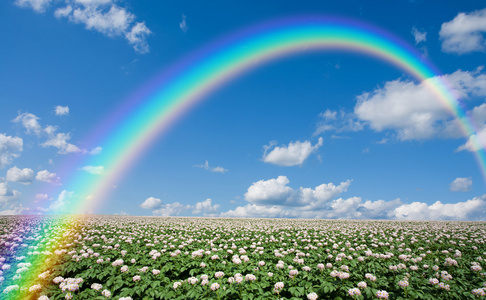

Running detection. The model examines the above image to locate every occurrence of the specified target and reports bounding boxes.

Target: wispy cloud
[194,160,228,173]
[411,26,427,44]
[179,14,188,33]
[15,0,152,53]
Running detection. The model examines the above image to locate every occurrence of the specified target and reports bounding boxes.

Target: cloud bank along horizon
[42,15,485,215]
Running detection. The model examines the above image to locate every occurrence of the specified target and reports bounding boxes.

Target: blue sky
[1,0,486,220]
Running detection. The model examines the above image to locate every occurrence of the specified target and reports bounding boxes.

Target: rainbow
[58,16,483,215]
[4,15,486,298]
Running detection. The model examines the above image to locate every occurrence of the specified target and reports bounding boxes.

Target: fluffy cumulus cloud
[391,196,486,221]
[262,138,323,166]
[244,176,352,210]
[354,68,486,141]
[220,176,486,221]
[140,197,162,210]
[450,177,473,192]
[55,105,69,116]
[456,128,486,152]
[221,196,403,219]
[6,166,35,185]
[13,113,43,135]
[192,198,220,216]
[194,160,228,173]
[0,134,23,169]
[36,170,61,185]
[412,26,427,44]
[440,8,486,54]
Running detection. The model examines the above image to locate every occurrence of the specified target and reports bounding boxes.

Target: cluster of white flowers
[376,290,389,299]
[348,287,361,296]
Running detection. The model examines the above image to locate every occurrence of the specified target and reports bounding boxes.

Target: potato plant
[0,216,485,299]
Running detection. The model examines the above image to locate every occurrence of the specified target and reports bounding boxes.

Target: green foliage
[1,217,485,300]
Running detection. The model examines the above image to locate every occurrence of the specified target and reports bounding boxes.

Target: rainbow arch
[56,16,484,214]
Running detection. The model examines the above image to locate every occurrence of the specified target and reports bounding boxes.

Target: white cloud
[35,193,49,202]
[55,105,69,116]
[90,146,102,155]
[262,138,323,166]
[0,134,23,169]
[194,160,228,173]
[0,186,22,209]
[412,26,427,44]
[221,196,402,219]
[114,210,129,215]
[450,177,472,192]
[222,192,486,221]
[0,203,27,216]
[70,5,133,35]
[314,109,364,136]
[456,127,486,152]
[140,197,162,209]
[354,68,486,141]
[13,112,43,136]
[244,176,351,210]
[36,170,61,185]
[15,0,51,13]
[52,2,152,53]
[125,22,151,54]
[245,176,293,205]
[445,66,486,99]
[221,204,290,218]
[6,166,35,185]
[0,182,13,197]
[211,166,228,173]
[440,8,486,54]
[54,5,72,18]
[152,202,191,216]
[42,132,81,154]
[81,165,104,175]
[13,112,83,154]
[49,190,74,212]
[391,196,486,221]
[179,14,188,33]
[192,198,220,216]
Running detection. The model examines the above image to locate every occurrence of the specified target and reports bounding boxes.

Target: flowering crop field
[1,216,485,300]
